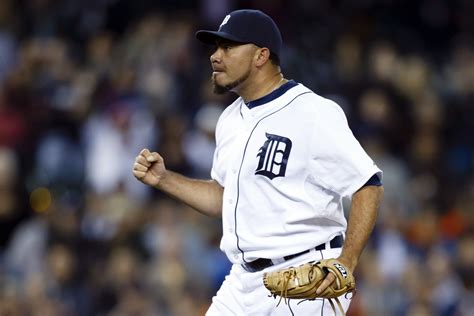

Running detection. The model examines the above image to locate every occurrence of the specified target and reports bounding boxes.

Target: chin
[211,77,229,94]
[213,82,229,95]
[213,74,227,85]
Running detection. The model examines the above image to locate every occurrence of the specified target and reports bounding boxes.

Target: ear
[254,47,271,67]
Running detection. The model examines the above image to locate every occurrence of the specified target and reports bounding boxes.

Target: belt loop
[271,258,285,265]
[325,240,331,249]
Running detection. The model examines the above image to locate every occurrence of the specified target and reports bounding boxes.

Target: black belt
[241,235,344,273]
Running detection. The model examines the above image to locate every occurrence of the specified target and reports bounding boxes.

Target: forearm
[155,170,224,217]
[339,185,384,271]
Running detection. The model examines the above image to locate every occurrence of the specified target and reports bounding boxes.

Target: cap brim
[195,30,247,45]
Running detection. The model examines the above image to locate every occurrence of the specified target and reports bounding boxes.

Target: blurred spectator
[182,102,224,178]
[82,92,157,200]
[456,232,474,316]
[0,85,28,149]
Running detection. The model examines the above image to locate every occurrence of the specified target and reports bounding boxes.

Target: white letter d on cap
[219,15,231,29]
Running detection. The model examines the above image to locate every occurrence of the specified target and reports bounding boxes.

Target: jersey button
[232,169,237,174]
[228,199,233,204]
[228,228,233,233]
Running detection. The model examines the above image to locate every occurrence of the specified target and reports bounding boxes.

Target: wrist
[337,255,358,273]
[154,170,169,189]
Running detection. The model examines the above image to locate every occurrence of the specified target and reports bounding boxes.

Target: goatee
[213,81,231,94]
[212,69,251,95]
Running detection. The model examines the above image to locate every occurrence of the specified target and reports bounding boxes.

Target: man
[133,9,384,315]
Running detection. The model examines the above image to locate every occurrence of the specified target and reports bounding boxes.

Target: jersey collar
[245,80,298,109]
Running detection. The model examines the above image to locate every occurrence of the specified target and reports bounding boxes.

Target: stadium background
[0,0,473,315]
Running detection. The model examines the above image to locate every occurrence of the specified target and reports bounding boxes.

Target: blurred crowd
[0,0,473,315]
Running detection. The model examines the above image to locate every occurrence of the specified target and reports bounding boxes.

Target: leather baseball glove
[263,259,356,315]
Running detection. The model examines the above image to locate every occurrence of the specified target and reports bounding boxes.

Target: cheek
[230,58,251,76]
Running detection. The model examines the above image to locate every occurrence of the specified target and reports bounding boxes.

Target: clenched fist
[133,148,166,187]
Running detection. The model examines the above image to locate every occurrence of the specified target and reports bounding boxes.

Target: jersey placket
[224,103,259,263]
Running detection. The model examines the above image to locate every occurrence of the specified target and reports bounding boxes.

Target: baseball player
[133,9,384,315]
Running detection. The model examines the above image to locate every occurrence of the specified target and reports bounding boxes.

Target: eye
[215,42,235,51]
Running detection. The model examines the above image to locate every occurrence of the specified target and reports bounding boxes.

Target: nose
[210,47,222,63]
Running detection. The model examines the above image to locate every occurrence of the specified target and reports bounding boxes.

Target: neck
[237,72,287,103]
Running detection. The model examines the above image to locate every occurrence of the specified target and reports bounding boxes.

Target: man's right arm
[133,148,223,217]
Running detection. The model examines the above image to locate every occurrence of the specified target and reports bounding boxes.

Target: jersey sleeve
[309,99,382,198]
[211,149,224,186]
[210,109,226,187]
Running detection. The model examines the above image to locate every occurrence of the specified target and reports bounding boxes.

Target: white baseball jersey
[211,80,382,265]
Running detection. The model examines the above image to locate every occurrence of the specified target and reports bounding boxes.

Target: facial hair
[212,67,252,95]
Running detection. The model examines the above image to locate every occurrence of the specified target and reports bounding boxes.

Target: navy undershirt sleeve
[362,173,382,187]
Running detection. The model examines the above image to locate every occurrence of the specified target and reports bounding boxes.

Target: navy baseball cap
[196,9,282,58]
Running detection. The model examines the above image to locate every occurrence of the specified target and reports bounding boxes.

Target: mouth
[212,66,225,72]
